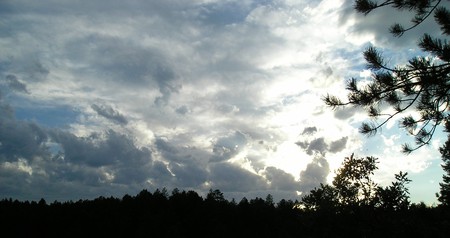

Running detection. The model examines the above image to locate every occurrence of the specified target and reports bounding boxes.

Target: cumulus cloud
[329,136,348,153]
[296,138,328,156]
[0,99,164,200]
[299,155,330,193]
[302,126,318,135]
[0,103,49,161]
[297,134,349,156]
[264,166,298,191]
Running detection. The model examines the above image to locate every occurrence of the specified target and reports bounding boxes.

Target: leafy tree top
[300,154,412,212]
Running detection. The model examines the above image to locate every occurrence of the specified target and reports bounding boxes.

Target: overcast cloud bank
[0,0,445,203]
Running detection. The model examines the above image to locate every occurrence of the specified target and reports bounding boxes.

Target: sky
[0,0,448,204]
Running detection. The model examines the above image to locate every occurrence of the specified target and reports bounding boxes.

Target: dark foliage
[438,120,450,205]
[0,189,300,238]
[0,187,449,238]
[298,153,450,237]
[300,154,410,212]
[375,171,412,211]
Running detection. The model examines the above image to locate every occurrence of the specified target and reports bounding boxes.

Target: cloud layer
[0,0,444,203]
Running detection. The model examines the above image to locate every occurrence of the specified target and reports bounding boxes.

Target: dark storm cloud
[296,137,328,156]
[0,99,161,200]
[169,162,208,188]
[0,160,33,200]
[0,157,148,201]
[154,136,276,192]
[149,160,174,186]
[208,162,267,192]
[299,156,330,193]
[155,137,210,164]
[50,129,150,168]
[155,138,180,158]
[297,135,349,156]
[91,104,128,125]
[0,103,49,161]
[47,129,155,186]
[329,136,348,153]
[154,137,211,187]
[264,166,298,191]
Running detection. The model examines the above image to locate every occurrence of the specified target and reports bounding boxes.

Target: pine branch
[434,6,450,35]
[389,0,442,37]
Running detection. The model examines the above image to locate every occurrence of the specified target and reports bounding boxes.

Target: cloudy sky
[0,0,448,204]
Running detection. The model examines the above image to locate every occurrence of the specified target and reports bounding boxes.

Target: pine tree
[438,121,450,206]
[324,0,450,153]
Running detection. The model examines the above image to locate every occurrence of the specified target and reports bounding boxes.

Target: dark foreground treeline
[1,188,450,238]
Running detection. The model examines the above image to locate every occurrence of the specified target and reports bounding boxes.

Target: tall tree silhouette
[438,120,450,206]
[324,0,450,153]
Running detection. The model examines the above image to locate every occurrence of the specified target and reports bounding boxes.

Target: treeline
[1,188,449,237]
[2,154,450,237]
[0,189,300,237]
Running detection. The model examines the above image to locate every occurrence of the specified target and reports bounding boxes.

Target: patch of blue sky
[409,160,443,205]
[14,104,79,128]
[331,46,367,75]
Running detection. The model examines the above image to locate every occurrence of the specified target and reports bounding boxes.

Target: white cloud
[1,158,33,176]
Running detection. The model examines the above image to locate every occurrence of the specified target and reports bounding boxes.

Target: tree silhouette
[332,154,378,207]
[375,171,412,211]
[324,0,450,153]
[300,183,337,211]
[1,187,450,237]
[205,189,227,203]
[238,197,249,207]
[300,154,413,214]
[438,120,450,206]
[265,194,275,207]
